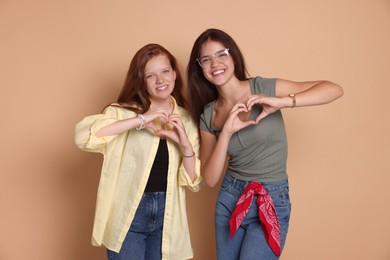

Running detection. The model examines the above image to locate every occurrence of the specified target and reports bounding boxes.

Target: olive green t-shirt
[199,77,288,182]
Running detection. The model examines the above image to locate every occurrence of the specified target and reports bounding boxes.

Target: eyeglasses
[197,48,230,68]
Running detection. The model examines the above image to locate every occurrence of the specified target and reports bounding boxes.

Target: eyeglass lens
[198,49,229,68]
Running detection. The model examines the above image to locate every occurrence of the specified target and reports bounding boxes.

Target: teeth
[157,85,168,91]
[213,70,224,76]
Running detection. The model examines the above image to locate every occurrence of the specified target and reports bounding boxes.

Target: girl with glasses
[186,28,343,259]
[75,43,202,260]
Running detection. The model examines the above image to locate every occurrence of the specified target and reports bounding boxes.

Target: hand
[142,108,169,133]
[222,102,256,136]
[157,113,193,152]
[246,94,282,123]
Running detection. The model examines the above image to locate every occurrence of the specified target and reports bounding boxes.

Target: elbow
[74,136,87,150]
[204,176,219,188]
[325,81,344,102]
[339,86,344,97]
[334,82,344,98]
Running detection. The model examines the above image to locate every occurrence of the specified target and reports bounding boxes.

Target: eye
[199,57,211,64]
[217,51,228,58]
[162,69,170,74]
[145,74,155,80]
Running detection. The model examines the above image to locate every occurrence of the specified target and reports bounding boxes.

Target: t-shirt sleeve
[253,77,277,97]
[199,102,214,133]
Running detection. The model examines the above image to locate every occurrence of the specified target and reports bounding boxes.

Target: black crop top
[144,138,169,192]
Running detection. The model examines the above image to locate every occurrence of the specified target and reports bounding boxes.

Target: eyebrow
[145,67,171,75]
[200,49,226,58]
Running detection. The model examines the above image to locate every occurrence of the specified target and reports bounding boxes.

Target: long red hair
[116,43,187,114]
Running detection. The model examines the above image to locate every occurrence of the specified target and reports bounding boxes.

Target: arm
[158,113,198,182]
[201,103,256,187]
[246,79,344,123]
[200,130,228,187]
[96,107,169,137]
[275,79,344,108]
[75,106,121,153]
[95,116,143,137]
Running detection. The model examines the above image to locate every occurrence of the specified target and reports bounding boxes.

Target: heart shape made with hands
[237,103,264,123]
[145,118,174,134]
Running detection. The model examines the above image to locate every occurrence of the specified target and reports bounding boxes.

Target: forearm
[201,132,231,187]
[181,143,197,182]
[292,81,343,107]
[96,116,142,137]
[278,80,344,109]
[182,155,197,182]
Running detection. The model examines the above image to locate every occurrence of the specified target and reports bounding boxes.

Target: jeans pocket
[219,174,235,191]
[269,186,291,224]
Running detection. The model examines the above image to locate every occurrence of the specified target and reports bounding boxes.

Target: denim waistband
[225,173,289,192]
[142,191,166,198]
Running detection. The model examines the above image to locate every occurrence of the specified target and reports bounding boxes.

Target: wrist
[136,114,146,130]
[219,129,233,140]
[182,150,195,158]
[288,93,296,108]
[181,144,194,158]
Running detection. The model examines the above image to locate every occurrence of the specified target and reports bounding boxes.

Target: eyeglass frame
[197,48,230,68]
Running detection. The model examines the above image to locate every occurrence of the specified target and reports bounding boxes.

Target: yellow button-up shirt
[75,98,202,259]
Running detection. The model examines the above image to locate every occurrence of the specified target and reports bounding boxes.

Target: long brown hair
[186,28,250,126]
[116,43,187,114]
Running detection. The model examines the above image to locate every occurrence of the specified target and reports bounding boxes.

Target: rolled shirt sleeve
[74,106,123,154]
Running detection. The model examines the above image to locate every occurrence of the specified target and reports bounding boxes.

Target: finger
[167,114,182,122]
[234,102,248,109]
[230,102,247,113]
[246,97,261,110]
[167,122,186,137]
[255,111,268,123]
[158,130,179,144]
[243,120,257,127]
[144,111,167,123]
[230,106,249,117]
[167,116,184,128]
[167,118,183,128]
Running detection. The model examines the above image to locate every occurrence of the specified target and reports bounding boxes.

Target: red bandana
[229,182,281,256]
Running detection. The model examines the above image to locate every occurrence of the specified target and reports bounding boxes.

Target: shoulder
[200,101,214,123]
[103,103,137,119]
[199,101,215,132]
[202,101,215,117]
[251,76,278,96]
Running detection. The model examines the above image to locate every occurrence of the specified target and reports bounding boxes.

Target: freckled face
[199,41,235,86]
[144,54,176,103]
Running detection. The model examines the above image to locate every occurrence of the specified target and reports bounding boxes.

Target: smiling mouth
[156,85,168,91]
[212,70,225,76]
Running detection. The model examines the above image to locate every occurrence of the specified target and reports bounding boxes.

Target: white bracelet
[136,114,146,130]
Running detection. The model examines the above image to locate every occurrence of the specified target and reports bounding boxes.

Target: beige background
[1,0,389,259]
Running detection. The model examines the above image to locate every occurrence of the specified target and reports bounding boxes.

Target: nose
[210,57,219,67]
[156,74,164,83]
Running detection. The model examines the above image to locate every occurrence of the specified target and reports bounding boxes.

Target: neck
[150,97,174,113]
[217,80,250,105]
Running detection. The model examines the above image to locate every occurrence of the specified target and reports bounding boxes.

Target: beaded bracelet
[183,151,195,158]
[136,114,146,130]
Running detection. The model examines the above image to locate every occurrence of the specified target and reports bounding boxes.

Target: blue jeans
[215,174,291,260]
[107,192,166,260]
